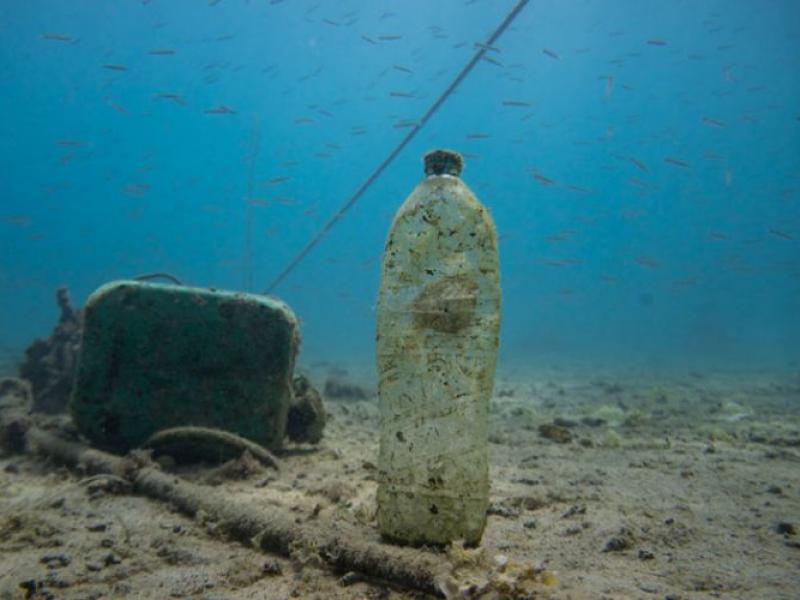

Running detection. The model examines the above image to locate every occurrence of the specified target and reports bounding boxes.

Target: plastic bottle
[376,149,501,546]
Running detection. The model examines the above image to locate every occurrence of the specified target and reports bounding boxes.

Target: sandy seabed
[1,364,798,599]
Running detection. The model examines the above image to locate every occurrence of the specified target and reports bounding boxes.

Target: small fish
[377,35,402,41]
[205,105,236,114]
[392,64,413,73]
[389,90,415,98]
[646,39,667,46]
[293,117,314,124]
[393,120,420,129]
[672,278,698,288]
[56,139,86,146]
[542,258,580,267]
[265,176,291,185]
[148,48,176,55]
[532,172,556,186]
[246,198,269,207]
[481,55,503,67]
[546,230,576,242]
[155,92,187,105]
[601,74,614,98]
[542,48,560,60]
[361,35,377,45]
[322,18,340,26]
[768,228,794,241]
[102,64,129,71]
[702,116,725,128]
[123,183,150,197]
[722,66,735,82]
[664,157,690,168]
[42,33,75,42]
[628,156,648,172]
[475,42,501,52]
[708,232,729,241]
[466,133,491,139]
[1,215,31,226]
[502,100,532,107]
[565,184,592,194]
[635,256,661,269]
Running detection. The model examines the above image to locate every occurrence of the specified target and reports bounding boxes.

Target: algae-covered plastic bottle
[376,149,501,546]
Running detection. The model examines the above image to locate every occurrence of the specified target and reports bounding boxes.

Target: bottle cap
[424,149,463,177]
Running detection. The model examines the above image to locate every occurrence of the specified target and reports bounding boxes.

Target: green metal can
[70,280,299,454]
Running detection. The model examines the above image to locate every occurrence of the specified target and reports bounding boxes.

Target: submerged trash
[377,150,501,546]
[19,288,81,414]
[70,281,300,453]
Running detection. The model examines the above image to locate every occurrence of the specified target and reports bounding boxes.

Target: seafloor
[1,364,799,599]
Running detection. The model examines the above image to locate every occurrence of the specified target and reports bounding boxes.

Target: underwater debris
[538,423,572,443]
[602,527,636,552]
[287,375,326,444]
[71,281,299,454]
[19,287,81,414]
[42,32,76,42]
[0,378,32,454]
[142,426,281,470]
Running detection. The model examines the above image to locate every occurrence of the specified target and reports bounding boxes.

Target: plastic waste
[376,149,501,545]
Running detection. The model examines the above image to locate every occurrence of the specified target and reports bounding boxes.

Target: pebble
[775,521,796,536]
[40,553,71,568]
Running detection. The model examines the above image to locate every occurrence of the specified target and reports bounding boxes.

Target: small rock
[339,571,362,586]
[287,375,326,444]
[262,559,282,576]
[775,522,796,536]
[638,549,655,560]
[602,528,635,553]
[562,504,587,518]
[40,553,71,568]
[538,423,573,443]
[487,502,520,519]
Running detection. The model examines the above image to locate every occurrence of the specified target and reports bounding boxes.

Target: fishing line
[263,0,530,294]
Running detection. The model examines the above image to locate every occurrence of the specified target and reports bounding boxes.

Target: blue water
[1,0,798,373]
